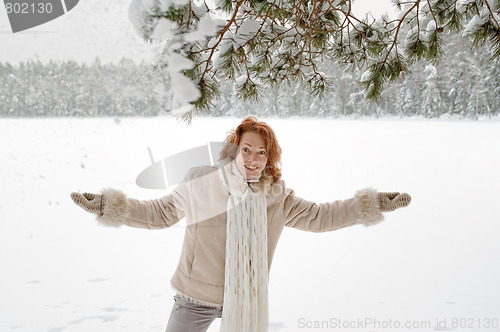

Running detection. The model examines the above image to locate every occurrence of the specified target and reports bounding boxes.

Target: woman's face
[235,131,268,180]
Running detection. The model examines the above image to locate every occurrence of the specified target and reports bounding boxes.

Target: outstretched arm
[71,182,189,230]
[282,186,411,232]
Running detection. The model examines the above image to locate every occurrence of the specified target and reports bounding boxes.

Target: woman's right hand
[70,192,104,216]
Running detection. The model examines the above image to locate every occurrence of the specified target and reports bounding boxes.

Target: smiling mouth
[245,165,258,171]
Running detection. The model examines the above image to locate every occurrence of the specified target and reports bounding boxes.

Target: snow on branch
[128,0,500,121]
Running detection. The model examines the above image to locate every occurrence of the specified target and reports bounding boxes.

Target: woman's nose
[247,152,257,162]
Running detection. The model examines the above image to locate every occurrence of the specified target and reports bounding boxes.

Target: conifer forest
[0,33,498,119]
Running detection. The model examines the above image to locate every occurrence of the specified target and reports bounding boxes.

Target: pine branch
[129,0,500,121]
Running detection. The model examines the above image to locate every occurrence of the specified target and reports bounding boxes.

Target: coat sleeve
[281,183,384,232]
[95,173,192,230]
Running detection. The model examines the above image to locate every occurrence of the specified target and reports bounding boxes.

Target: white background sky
[0,0,396,64]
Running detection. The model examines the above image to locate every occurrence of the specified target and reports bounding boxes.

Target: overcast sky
[0,0,396,64]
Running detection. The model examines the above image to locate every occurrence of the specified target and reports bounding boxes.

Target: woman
[71,116,411,332]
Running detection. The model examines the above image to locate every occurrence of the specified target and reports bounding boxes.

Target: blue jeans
[165,295,222,332]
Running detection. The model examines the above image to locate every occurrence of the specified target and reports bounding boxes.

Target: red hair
[220,116,282,182]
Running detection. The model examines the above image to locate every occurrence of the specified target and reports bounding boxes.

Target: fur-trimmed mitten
[70,192,105,215]
[71,189,128,227]
[377,192,412,212]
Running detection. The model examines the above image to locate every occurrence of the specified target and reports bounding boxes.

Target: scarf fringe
[220,189,269,332]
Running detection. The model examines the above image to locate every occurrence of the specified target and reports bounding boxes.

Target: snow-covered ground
[1,117,499,332]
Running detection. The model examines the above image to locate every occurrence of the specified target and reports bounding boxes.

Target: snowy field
[1,116,499,332]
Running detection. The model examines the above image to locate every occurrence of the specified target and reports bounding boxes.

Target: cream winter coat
[96,161,384,308]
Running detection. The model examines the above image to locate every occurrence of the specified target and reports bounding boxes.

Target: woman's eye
[242,147,249,153]
[258,151,266,155]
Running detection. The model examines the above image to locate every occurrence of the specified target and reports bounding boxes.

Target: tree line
[0,58,170,117]
[0,33,498,119]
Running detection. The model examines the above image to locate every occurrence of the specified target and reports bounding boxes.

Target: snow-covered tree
[128,0,500,120]
[421,64,443,117]
[466,46,492,118]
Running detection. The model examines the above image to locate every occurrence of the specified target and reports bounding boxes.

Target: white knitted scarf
[220,174,269,332]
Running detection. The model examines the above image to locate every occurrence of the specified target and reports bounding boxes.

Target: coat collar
[217,159,273,197]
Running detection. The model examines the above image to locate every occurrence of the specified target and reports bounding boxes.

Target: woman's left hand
[377,192,411,212]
